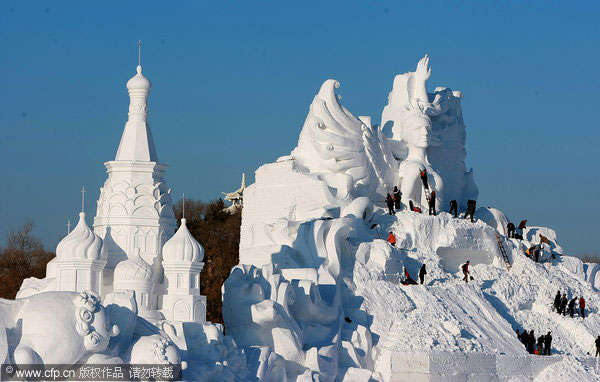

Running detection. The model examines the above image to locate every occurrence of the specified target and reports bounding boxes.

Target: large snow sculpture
[5,55,252,381]
[227,55,487,381]
[381,54,478,209]
[55,212,107,294]
[94,63,177,296]
[1,291,119,365]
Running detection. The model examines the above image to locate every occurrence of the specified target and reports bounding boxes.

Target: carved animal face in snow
[74,292,120,352]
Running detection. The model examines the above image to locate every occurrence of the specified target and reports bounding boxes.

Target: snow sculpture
[227,56,491,380]
[161,218,207,323]
[55,212,107,294]
[0,291,119,365]
[4,54,253,380]
[292,79,397,200]
[94,63,177,297]
[113,248,158,320]
[381,54,478,209]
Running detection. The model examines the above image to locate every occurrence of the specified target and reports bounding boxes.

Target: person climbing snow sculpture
[568,297,577,318]
[419,264,427,285]
[580,297,586,319]
[386,193,395,215]
[387,231,397,247]
[462,261,471,283]
[554,290,562,313]
[420,169,429,191]
[393,186,402,210]
[449,199,458,218]
[560,293,568,315]
[507,222,515,239]
[595,336,600,357]
[428,190,437,216]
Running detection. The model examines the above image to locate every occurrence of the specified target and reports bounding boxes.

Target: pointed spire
[115,41,158,162]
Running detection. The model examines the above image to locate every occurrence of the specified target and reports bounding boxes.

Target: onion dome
[126,65,151,92]
[162,218,204,262]
[114,248,153,282]
[56,212,106,261]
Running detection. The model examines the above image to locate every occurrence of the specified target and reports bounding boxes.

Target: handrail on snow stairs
[495,233,512,270]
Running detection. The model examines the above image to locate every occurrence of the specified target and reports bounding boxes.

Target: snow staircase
[495,233,512,270]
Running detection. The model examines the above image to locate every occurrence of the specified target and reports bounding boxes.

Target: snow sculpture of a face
[401,109,432,151]
[9,291,119,366]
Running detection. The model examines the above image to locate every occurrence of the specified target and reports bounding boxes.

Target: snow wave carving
[293,79,397,199]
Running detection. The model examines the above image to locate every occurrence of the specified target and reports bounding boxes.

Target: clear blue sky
[1,1,598,256]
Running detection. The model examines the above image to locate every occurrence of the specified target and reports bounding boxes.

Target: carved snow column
[161,218,206,323]
[113,248,161,319]
[93,64,177,300]
[55,212,107,294]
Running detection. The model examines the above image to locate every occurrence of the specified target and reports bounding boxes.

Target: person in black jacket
[560,294,568,315]
[521,330,529,350]
[419,264,427,285]
[507,222,516,238]
[544,332,552,355]
[595,336,600,357]
[464,199,476,222]
[553,290,561,312]
[528,330,536,354]
[393,186,402,210]
[449,200,458,218]
[568,297,577,318]
[537,335,545,355]
[428,191,437,216]
[386,193,395,215]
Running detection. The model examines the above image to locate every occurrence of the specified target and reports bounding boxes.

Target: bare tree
[0,219,54,299]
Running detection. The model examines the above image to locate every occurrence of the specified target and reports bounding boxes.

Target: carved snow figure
[0,291,118,366]
[396,100,443,210]
[292,79,397,200]
[381,54,478,209]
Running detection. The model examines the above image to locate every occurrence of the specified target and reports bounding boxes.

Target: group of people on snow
[385,169,477,221]
[517,330,553,355]
[385,186,402,215]
[507,220,527,240]
[553,290,586,319]
[400,264,428,286]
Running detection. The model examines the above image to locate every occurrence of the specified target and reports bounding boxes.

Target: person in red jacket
[580,297,586,319]
[518,220,527,235]
[387,232,397,247]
